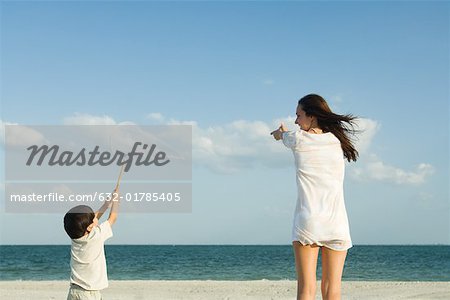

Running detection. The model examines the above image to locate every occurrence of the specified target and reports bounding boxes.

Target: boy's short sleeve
[98,220,113,242]
[282,131,299,149]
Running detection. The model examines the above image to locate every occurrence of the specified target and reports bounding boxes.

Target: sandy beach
[1,280,449,299]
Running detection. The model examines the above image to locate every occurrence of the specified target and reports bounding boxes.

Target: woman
[271,94,358,300]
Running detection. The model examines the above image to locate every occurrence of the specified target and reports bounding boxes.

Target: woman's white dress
[282,130,352,251]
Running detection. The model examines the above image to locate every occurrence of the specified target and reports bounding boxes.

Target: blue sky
[0,1,448,245]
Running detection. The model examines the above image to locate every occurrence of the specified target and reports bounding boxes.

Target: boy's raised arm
[95,188,118,220]
[107,189,120,226]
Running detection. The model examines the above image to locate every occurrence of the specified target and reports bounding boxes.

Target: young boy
[63,188,120,300]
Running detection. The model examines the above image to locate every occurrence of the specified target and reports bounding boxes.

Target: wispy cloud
[0,120,47,147]
[0,120,17,143]
[146,112,165,123]
[329,95,343,103]
[155,113,434,185]
[350,154,435,185]
[3,112,434,185]
[352,118,380,154]
[168,117,282,173]
[63,113,135,125]
[346,120,434,185]
[154,113,383,174]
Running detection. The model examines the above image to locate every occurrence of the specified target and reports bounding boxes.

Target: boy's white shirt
[70,221,113,290]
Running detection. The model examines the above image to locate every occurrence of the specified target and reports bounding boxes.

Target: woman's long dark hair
[298,94,359,162]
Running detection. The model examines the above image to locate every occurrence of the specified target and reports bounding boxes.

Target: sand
[0,280,449,299]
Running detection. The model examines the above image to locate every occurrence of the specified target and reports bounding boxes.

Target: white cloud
[263,79,274,85]
[156,113,381,174]
[63,113,116,125]
[168,117,282,173]
[350,154,435,185]
[348,118,434,185]
[329,95,343,103]
[0,120,47,147]
[63,113,135,125]
[352,118,380,154]
[154,113,434,185]
[0,120,17,143]
[2,112,433,185]
[271,116,296,130]
[146,112,165,122]
[61,114,188,158]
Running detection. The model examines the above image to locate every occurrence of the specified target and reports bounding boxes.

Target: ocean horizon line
[1,244,449,281]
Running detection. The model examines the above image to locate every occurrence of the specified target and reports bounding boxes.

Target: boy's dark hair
[64,205,95,239]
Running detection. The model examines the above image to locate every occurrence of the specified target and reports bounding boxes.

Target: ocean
[0,245,448,281]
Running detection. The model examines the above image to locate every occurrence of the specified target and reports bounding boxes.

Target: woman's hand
[270,123,288,140]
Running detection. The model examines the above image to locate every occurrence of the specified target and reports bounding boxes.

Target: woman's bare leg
[320,247,347,300]
[293,242,320,300]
